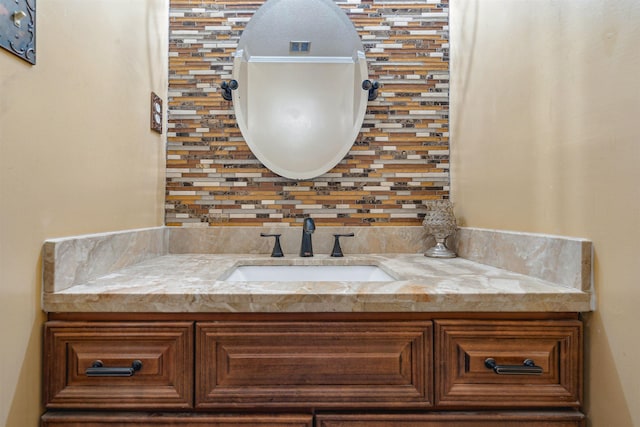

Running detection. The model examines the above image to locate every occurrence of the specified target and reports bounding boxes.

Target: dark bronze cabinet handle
[484,358,543,375]
[85,360,143,377]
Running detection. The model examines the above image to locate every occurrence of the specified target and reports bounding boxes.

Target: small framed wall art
[0,0,36,64]
[150,92,163,134]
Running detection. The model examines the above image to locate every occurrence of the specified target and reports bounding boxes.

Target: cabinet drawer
[41,412,313,426]
[44,322,193,409]
[196,321,432,409]
[435,320,582,408]
[316,410,585,426]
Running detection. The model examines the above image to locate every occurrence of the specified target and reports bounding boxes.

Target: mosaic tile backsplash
[166,0,449,227]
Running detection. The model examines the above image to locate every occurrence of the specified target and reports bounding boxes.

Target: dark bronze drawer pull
[484,358,543,375]
[85,360,143,377]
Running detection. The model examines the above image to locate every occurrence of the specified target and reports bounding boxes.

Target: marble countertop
[42,252,592,313]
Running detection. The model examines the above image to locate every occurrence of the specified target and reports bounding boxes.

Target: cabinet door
[41,412,313,426]
[316,411,585,426]
[196,321,432,409]
[435,320,582,408]
[44,322,193,410]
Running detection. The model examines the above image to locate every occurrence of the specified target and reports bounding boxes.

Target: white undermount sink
[224,265,395,282]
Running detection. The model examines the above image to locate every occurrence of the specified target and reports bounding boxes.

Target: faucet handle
[331,233,355,257]
[303,217,315,233]
[260,233,284,257]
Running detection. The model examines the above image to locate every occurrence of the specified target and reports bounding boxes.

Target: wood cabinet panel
[196,321,433,409]
[316,411,585,426]
[41,314,585,425]
[435,320,582,408]
[44,322,193,410]
[41,412,313,426]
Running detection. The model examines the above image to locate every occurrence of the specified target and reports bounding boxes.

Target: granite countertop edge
[41,253,593,313]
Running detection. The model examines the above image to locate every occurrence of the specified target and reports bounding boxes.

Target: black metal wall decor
[0,0,36,64]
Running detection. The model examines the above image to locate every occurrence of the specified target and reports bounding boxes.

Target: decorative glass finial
[422,200,457,258]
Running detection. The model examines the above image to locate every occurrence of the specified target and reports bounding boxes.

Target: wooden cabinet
[435,320,582,408]
[196,321,432,409]
[44,322,193,410]
[316,411,585,426]
[42,314,584,426]
[41,412,313,426]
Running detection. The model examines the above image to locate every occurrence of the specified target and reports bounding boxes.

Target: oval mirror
[231,0,369,180]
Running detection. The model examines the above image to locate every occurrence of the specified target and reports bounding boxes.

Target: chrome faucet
[300,217,315,257]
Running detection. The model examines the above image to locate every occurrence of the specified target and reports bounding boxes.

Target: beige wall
[451,0,640,425]
[0,1,168,425]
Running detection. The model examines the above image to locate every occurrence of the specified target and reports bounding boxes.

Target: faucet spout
[300,218,315,257]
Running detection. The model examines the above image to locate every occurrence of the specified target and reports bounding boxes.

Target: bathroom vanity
[42,313,583,426]
[40,226,592,426]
